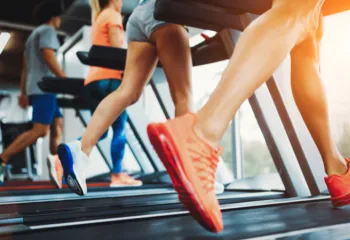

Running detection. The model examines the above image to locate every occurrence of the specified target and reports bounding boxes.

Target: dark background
[0,0,91,87]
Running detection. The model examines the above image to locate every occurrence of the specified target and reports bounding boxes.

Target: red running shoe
[325,159,350,207]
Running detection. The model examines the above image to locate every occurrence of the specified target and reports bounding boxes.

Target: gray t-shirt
[25,25,60,96]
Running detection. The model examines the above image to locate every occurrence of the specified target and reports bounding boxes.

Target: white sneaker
[47,154,63,189]
[215,182,225,195]
[57,140,88,196]
[0,163,6,185]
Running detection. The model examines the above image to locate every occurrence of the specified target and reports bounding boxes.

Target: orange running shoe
[147,113,223,233]
[325,159,350,207]
[110,173,143,187]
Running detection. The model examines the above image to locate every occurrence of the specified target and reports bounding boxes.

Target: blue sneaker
[57,140,88,196]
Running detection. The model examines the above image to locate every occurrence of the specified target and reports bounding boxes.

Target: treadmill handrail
[78,38,229,71]
[192,0,272,15]
[76,45,127,71]
[39,77,85,95]
[195,0,350,16]
[154,0,350,33]
[42,77,84,82]
[76,52,90,66]
[154,0,244,31]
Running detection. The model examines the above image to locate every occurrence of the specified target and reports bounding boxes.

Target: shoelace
[186,136,222,193]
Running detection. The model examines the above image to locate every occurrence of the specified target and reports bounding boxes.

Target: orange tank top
[85,8,124,85]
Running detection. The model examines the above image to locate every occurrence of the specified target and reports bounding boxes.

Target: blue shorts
[29,94,63,125]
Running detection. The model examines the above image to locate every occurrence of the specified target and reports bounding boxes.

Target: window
[192,60,234,179]
[321,13,350,158]
[239,101,277,178]
[191,58,278,180]
[143,85,167,123]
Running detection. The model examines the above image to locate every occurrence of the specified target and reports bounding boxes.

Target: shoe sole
[332,192,350,207]
[47,157,61,189]
[57,144,86,196]
[147,123,220,233]
[110,183,143,187]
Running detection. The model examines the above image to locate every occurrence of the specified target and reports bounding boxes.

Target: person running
[0,0,65,188]
[58,0,142,192]
[57,0,193,195]
[147,0,350,233]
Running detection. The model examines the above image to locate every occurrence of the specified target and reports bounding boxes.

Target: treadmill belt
[0,183,111,191]
[10,200,350,240]
[0,184,172,197]
[1,191,284,225]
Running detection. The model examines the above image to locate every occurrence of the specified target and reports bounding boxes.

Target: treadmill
[7,197,348,240]
[0,49,173,201]
[0,79,175,203]
[2,1,348,237]
[0,31,285,228]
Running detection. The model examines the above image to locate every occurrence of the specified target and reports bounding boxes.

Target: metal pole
[231,113,243,179]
